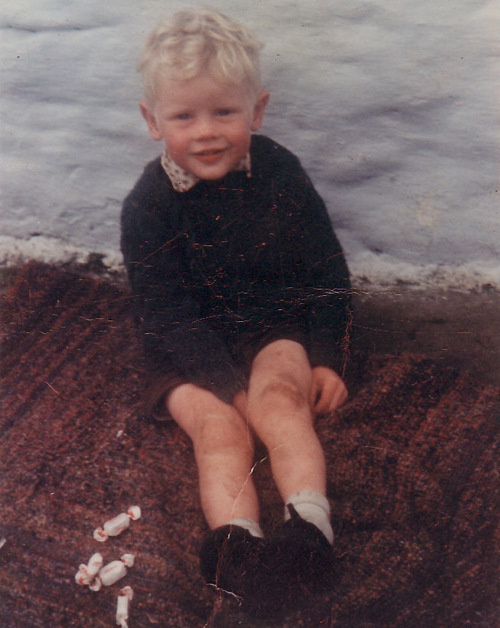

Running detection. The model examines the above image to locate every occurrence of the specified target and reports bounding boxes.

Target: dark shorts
[228,323,309,381]
[146,321,309,421]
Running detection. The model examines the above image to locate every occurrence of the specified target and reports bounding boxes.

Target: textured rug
[0,262,498,628]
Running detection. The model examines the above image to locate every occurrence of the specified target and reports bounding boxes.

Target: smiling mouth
[193,149,225,163]
[194,149,224,157]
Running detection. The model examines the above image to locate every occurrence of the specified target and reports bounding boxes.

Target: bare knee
[248,376,309,440]
[194,413,253,461]
[249,340,312,413]
[256,377,309,412]
[167,383,253,459]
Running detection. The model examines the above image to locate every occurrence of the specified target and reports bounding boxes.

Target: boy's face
[141,75,269,181]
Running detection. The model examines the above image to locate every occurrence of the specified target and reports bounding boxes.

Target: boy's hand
[309,366,348,414]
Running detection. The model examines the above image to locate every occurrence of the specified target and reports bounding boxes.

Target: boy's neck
[161,150,252,192]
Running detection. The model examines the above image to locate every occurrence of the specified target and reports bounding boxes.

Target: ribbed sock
[228,517,264,539]
[284,490,334,544]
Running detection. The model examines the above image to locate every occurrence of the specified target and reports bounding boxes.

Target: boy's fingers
[331,384,348,410]
[313,379,348,414]
[334,380,349,407]
[312,380,333,413]
[313,393,330,414]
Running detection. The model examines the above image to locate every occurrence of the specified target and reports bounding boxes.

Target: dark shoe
[265,505,335,603]
[199,525,264,598]
[200,525,291,620]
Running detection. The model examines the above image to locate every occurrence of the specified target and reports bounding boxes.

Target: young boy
[121,8,351,615]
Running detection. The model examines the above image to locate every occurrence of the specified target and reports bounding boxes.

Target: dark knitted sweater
[121,134,351,406]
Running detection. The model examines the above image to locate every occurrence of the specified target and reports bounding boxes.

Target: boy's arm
[302,199,351,410]
[121,170,242,411]
[256,136,351,378]
[280,167,352,378]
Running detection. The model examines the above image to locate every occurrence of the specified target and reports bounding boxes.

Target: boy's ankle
[284,490,334,544]
[228,517,264,538]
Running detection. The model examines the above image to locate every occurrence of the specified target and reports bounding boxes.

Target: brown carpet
[0,261,498,628]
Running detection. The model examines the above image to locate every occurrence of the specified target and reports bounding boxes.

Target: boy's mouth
[194,148,224,156]
[193,148,225,163]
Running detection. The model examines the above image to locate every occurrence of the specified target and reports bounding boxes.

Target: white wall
[1,0,499,289]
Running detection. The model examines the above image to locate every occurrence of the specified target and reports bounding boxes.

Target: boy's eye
[175,112,192,121]
[216,109,233,117]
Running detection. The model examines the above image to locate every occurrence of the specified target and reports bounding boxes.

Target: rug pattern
[0,262,498,627]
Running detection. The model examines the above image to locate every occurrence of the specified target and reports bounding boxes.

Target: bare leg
[167,383,259,530]
[245,340,326,501]
[244,340,334,604]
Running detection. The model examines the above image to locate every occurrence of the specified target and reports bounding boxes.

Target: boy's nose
[194,116,218,140]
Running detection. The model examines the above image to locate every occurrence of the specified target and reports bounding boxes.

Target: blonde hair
[138,8,264,104]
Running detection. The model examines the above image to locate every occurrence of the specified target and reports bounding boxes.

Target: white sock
[228,517,264,538]
[285,490,334,545]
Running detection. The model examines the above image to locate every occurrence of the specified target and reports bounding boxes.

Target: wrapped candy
[88,577,102,592]
[74,507,140,625]
[120,553,135,568]
[99,560,127,587]
[75,553,135,589]
[116,586,134,628]
[93,506,141,542]
[127,506,141,521]
[98,554,136,587]
[75,552,104,586]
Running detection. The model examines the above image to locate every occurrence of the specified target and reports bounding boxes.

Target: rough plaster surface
[1,0,499,289]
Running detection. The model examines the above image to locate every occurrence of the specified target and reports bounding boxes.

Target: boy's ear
[251,90,270,132]
[140,101,163,141]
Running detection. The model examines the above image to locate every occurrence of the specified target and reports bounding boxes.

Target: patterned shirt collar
[161,150,251,193]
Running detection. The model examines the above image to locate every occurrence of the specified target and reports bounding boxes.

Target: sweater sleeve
[302,185,352,375]
[263,146,352,375]
[120,161,243,411]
